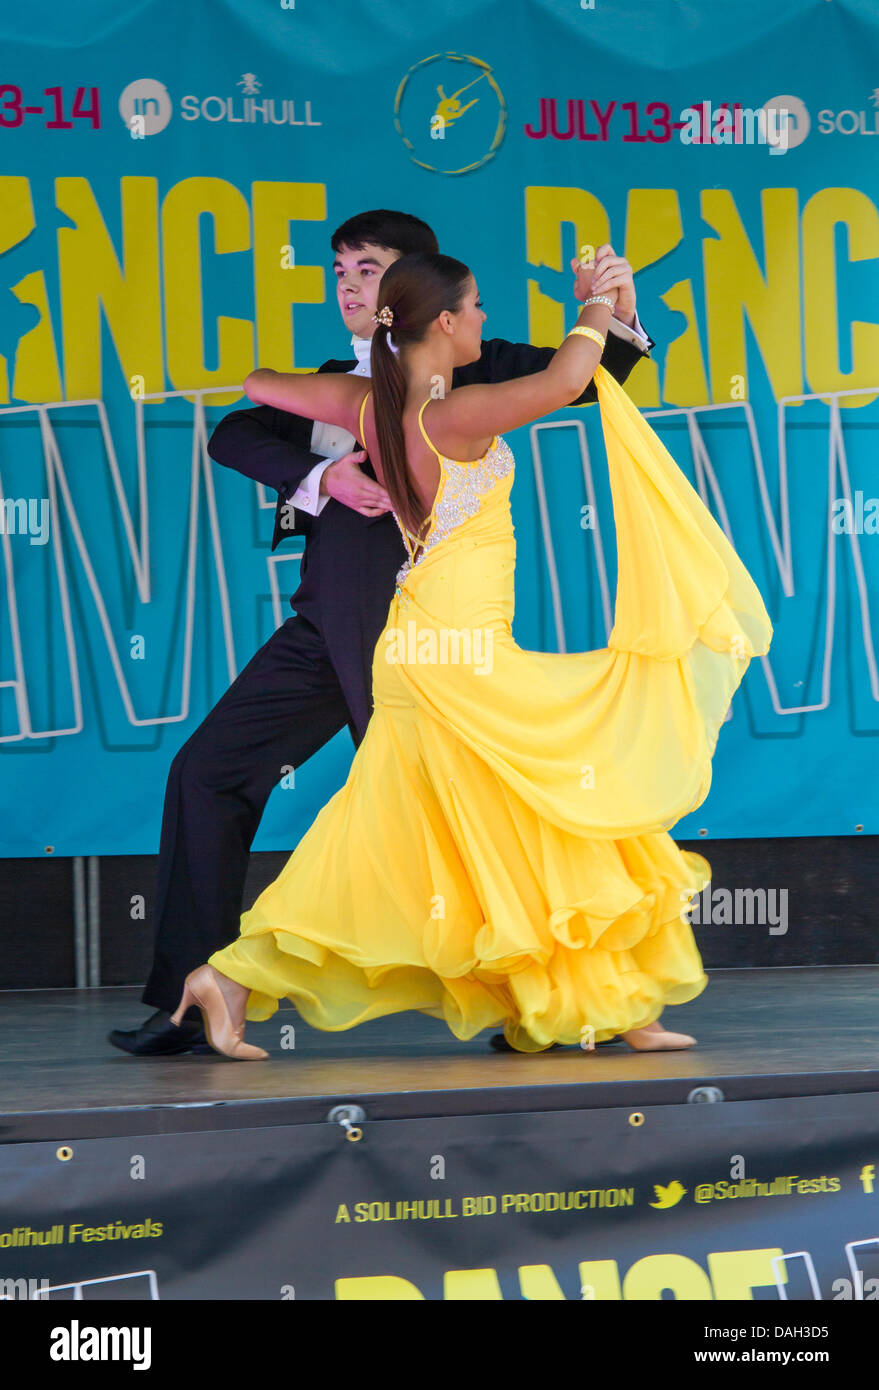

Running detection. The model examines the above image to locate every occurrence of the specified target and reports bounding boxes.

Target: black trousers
[142,615,356,1016]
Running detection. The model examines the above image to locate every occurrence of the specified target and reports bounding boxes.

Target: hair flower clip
[372,305,394,327]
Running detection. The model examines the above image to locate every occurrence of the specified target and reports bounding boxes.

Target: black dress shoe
[108,1009,210,1056]
[488,1033,617,1052]
[489,1034,561,1052]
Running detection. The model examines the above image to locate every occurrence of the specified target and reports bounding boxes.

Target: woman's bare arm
[426,298,615,459]
[244,368,369,438]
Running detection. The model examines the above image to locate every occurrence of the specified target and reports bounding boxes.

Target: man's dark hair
[330,209,439,258]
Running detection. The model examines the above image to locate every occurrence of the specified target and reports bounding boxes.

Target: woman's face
[450,274,487,365]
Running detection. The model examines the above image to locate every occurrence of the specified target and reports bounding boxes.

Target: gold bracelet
[567,326,606,350]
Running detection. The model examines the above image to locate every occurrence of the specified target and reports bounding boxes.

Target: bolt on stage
[3,966,879,1305]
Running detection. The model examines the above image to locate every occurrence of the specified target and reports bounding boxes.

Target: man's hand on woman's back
[321,450,393,517]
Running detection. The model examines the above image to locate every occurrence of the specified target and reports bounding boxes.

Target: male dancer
[110,209,654,1056]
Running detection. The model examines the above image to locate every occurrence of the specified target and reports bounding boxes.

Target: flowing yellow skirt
[209,366,773,1050]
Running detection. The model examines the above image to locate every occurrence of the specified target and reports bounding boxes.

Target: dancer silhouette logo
[394,53,506,175]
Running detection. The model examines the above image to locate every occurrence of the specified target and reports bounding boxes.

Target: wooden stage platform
[3,965,879,1142]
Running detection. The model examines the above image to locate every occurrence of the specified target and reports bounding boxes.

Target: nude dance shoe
[170,965,269,1061]
[621,1023,697,1051]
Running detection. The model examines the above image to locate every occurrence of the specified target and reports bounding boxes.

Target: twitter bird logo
[650,1181,687,1209]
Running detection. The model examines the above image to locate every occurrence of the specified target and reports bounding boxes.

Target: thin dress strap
[416,399,444,459]
[358,389,371,446]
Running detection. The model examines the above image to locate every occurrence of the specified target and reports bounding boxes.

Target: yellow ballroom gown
[209,365,773,1050]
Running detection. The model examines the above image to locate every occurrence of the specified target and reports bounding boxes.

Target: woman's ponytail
[370,322,423,542]
[368,252,471,543]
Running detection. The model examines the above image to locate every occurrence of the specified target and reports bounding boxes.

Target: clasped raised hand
[569,243,638,326]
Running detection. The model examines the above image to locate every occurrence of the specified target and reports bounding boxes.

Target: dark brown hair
[330,209,438,257]
[369,251,471,542]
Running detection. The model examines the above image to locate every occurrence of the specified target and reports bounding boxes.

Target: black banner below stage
[2,1091,879,1301]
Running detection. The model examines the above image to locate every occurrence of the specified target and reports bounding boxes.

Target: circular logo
[394,53,506,175]
[762,94,809,150]
[118,78,173,137]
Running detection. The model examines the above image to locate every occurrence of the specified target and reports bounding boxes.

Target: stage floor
[3,966,879,1140]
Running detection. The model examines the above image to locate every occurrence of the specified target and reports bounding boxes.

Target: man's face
[333,242,401,340]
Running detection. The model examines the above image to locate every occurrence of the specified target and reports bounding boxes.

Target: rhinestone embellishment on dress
[394,436,514,588]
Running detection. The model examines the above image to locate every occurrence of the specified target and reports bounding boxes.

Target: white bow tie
[350,334,398,376]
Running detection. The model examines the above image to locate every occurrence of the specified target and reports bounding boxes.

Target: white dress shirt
[287,336,373,518]
[290,311,652,517]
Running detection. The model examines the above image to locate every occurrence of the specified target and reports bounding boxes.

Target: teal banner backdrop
[1,0,877,855]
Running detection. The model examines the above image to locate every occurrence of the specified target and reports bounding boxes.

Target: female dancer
[171,251,772,1058]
